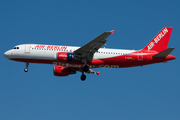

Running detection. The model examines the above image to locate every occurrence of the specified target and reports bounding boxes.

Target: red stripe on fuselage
[9,51,175,68]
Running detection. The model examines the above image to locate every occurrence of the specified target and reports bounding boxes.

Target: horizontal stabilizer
[153,47,175,57]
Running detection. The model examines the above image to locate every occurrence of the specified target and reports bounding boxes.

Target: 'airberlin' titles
[148,42,155,51]
[147,27,168,51]
[35,45,67,50]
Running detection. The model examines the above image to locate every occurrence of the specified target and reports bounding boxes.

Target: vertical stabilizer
[142,27,173,52]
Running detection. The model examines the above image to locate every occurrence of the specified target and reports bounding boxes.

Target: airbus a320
[4,27,175,81]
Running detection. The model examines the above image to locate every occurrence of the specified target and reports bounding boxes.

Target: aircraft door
[137,51,143,60]
[25,44,31,53]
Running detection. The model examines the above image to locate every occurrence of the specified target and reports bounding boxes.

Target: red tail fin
[142,27,173,52]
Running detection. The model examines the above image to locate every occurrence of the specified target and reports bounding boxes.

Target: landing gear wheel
[83,65,89,72]
[81,74,86,81]
[24,63,29,72]
[24,68,28,72]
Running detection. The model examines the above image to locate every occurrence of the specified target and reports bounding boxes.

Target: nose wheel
[24,63,29,72]
[24,68,28,72]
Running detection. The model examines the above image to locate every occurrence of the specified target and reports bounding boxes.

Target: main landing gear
[80,65,89,81]
[83,65,89,72]
[80,67,100,81]
[24,63,29,72]
[81,73,86,81]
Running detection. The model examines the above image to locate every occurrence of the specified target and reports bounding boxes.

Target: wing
[74,30,114,62]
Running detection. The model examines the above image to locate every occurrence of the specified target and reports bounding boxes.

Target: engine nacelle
[53,66,76,76]
[57,52,74,63]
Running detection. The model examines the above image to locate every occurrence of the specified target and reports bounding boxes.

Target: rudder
[142,27,173,52]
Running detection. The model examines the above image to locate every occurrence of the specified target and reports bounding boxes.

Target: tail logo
[148,27,168,51]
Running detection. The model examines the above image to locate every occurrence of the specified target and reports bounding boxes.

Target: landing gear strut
[24,63,29,72]
[83,65,89,72]
[81,65,89,81]
[81,73,86,81]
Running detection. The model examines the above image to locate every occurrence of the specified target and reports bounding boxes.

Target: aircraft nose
[4,51,11,59]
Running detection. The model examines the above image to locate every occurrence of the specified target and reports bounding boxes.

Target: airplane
[4,27,175,81]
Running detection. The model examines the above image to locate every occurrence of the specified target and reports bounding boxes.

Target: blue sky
[0,0,180,120]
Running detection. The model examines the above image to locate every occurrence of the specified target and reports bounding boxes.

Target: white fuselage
[4,44,136,62]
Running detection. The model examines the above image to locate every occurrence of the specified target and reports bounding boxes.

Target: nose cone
[4,51,11,59]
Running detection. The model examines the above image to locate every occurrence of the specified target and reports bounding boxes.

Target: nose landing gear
[24,63,29,72]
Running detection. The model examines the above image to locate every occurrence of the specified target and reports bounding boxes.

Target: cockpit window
[13,47,19,49]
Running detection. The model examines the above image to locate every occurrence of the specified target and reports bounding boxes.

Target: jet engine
[53,66,76,76]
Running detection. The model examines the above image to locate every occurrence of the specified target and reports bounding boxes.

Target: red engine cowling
[53,66,76,76]
[57,52,73,63]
